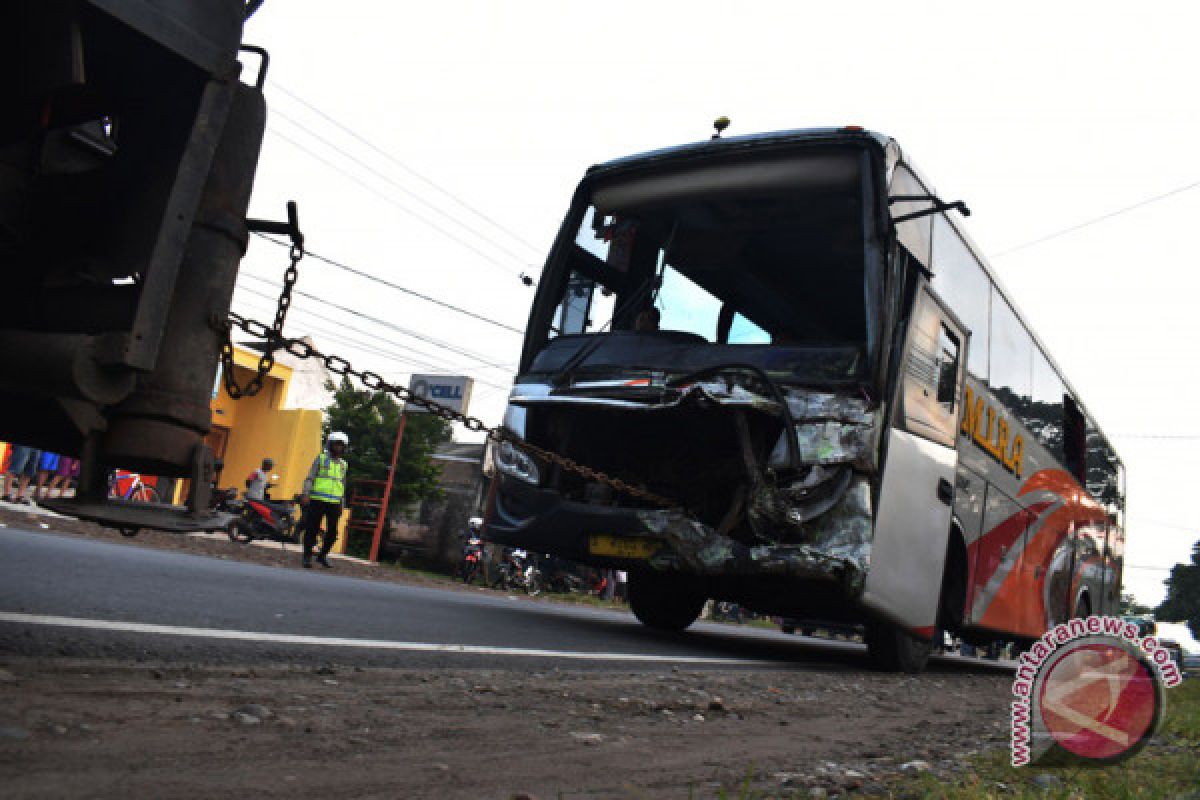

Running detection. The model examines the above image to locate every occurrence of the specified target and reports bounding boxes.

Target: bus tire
[865,621,932,673]
[628,571,706,632]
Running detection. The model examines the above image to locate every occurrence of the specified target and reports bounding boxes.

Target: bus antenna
[712,116,731,139]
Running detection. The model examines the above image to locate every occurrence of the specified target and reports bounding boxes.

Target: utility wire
[252,232,523,334]
[1111,434,1200,440]
[267,128,526,280]
[236,287,463,375]
[1134,518,1197,535]
[270,108,537,269]
[235,279,514,377]
[273,84,545,257]
[233,290,511,391]
[992,178,1200,258]
[237,272,518,373]
[234,283,456,371]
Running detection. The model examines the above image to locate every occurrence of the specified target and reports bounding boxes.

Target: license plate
[588,535,659,559]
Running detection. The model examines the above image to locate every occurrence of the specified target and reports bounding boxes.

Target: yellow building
[186,343,349,552]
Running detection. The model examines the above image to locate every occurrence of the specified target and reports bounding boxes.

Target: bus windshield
[530,147,878,383]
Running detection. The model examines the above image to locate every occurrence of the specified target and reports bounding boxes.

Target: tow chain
[220,242,302,399]
[223,311,680,511]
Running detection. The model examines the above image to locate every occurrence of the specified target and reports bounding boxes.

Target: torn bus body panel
[768,388,880,471]
[637,473,873,593]
[508,373,879,591]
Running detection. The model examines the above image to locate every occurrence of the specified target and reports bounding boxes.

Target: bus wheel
[865,621,932,673]
[628,571,706,632]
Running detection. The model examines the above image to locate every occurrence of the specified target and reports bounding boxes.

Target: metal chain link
[220,243,303,399]
[224,312,681,510]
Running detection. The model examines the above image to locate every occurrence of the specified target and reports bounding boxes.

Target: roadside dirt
[1,505,1015,798]
[0,657,1012,799]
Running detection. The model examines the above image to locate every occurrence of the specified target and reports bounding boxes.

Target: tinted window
[1029,349,1065,462]
[988,288,1032,414]
[931,217,989,379]
[1086,423,1120,508]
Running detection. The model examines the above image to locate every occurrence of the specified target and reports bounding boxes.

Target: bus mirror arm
[888,195,971,225]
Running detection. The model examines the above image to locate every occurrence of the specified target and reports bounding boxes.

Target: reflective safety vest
[310,453,347,503]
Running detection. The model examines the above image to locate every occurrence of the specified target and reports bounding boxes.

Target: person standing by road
[4,445,41,504]
[300,432,349,569]
[245,457,274,501]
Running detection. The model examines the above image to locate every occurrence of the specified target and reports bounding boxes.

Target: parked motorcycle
[459,536,486,584]
[226,476,300,547]
[491,548,543,596]
[210,486,241,514]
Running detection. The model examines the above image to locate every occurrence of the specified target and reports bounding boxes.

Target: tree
[323,377,451,512]
[1155,540,1200,641]
[1119,593,1151,616]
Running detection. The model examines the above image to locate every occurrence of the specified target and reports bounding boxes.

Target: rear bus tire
[627,571,706,632]
[865,621,933,674]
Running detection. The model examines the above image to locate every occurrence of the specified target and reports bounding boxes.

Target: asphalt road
[0,527,1008,673]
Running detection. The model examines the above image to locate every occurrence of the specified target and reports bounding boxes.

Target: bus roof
[585,126,1121,468]
[587,126,893,178]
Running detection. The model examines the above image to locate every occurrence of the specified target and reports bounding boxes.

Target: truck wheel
[865,621,932,673]
[628,571,706,632]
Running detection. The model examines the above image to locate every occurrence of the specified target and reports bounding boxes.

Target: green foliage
[1119,592,1152,616]
[322,377,451,512]
[1156,540,1200,641]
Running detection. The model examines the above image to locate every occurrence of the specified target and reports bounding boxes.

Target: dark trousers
[303,500,342,559]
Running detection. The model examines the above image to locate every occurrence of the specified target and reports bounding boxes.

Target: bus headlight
[494,439,541,485]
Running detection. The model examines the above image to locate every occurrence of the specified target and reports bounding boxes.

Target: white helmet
[327,431,349,446]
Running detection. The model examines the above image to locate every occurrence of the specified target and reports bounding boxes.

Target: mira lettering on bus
[961,385,1025,478]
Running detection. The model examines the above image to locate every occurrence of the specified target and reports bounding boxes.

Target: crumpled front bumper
[486,472,872,595]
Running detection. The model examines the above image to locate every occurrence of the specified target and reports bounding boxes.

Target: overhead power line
[267,128,527,280]
[1111,433,1200,441]
[993,178,1200,258]
[273,84,545,257]
[237,272,518,373]
[252,232,523,335]
[233,290,512,391]
[271,108,537,269]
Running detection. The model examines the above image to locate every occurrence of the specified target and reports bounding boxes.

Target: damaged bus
[484,126,1125,672]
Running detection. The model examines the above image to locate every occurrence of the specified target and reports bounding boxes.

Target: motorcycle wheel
[226,518,253,544]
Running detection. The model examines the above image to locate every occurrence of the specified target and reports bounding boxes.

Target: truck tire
[865,621,932,673]
[628,571,706,632]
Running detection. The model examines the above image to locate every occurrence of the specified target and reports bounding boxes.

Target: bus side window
[935,324,960,409]
[1064,394,1086,485]
[901,287,965,448]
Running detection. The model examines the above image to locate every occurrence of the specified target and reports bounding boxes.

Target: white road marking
[0,611,776,666]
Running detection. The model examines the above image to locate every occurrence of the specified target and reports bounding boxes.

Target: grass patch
[877,677,1200,799]
[704,679,1199,799]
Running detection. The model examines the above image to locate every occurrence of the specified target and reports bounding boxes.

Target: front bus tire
[865,621,933,674]
[627,571,706,632]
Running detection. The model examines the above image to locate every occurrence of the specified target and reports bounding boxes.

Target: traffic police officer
[300,431,349,568]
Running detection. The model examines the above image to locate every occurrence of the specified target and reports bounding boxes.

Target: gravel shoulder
[0,657,1012,799]
[0,504,1016,798]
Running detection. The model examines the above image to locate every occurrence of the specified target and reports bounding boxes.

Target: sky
[235,1,1199,607]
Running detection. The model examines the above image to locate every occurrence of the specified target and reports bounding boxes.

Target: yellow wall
[200,347,349,552]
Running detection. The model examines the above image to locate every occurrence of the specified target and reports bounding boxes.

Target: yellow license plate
[588,535,660,559]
